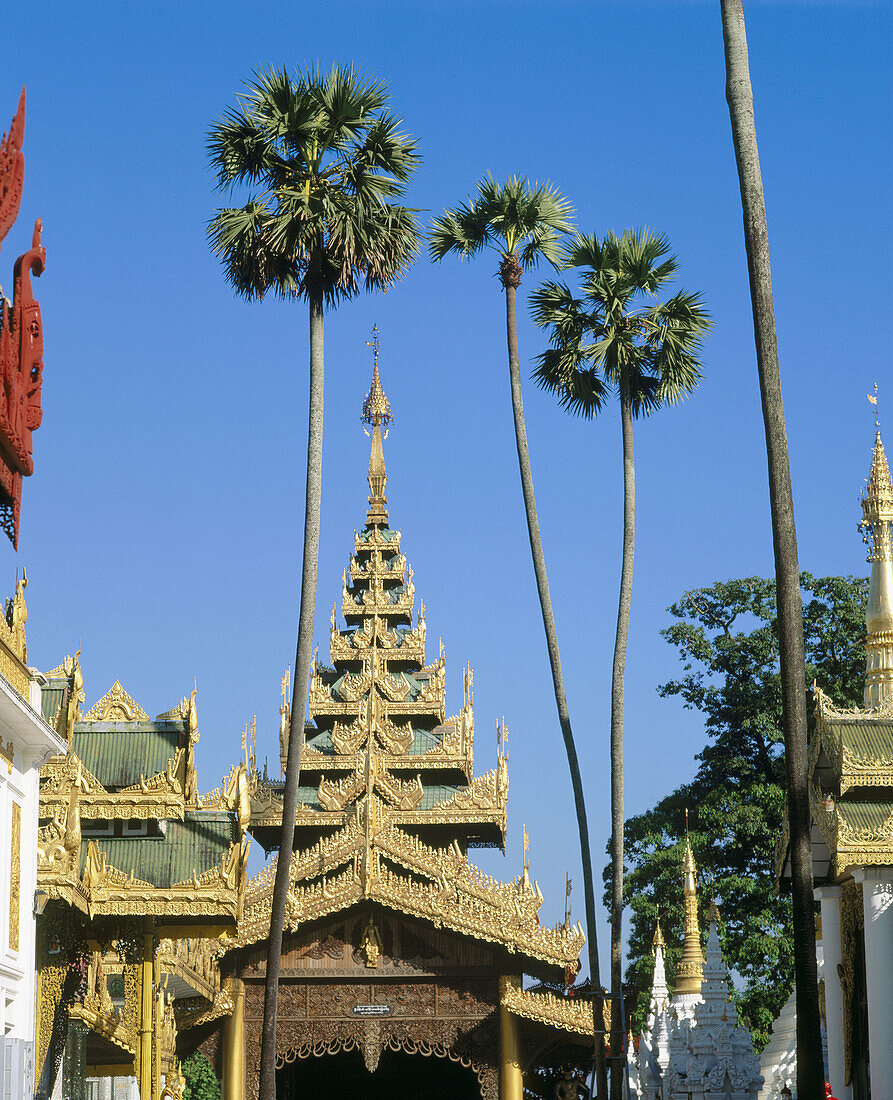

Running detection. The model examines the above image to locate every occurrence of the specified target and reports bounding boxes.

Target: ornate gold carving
[0,737,12,772]
[0,572,29,696]
[501,975,594,1037]
[84,679,150,721]
[8,800,20,949]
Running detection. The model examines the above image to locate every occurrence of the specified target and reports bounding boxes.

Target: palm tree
[429,177,608,1099]
[719,5,823,1095]
[207,65,420,1100]
[531,230,709,1099]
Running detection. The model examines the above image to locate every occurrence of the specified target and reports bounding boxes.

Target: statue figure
[361,914,382,968]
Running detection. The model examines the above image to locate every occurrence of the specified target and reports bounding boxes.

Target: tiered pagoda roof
[238,361,584,976]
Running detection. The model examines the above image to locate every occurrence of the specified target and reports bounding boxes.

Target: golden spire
[860,389,893,706]
[674,813,704,996]
[362,326,392,526]
[652,914,665,952]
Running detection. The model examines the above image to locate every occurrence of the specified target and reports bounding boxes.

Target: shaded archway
[277,1047,481,1100]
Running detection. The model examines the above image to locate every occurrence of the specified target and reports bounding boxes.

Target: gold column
[138,924,154,1100]
[499,978,523,1100]
[222,976,245,1100]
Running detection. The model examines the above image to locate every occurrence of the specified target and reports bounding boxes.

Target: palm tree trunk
[720,4,822,1097]
[609,377,634,1100]
[504,276,608,1099]
[259,285,325,1100]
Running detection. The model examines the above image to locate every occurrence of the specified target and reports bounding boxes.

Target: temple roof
[236,357,581,976]
[72,722,182,789]
[79,811,238,889]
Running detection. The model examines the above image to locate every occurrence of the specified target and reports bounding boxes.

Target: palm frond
[430,174,573,271]
[531,227,708,421]
[207,65,421,304]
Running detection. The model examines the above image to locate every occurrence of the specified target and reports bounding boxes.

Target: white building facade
[0,581,68,1100]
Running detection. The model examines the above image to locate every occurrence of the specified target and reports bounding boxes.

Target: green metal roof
[41,684,65,724]
[72,723,181,788]
[837,800,893,835]
[81,811,237,888]
[825,716,893,762]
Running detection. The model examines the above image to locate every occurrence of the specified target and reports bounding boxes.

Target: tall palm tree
[429,177,608,1099]
[719,4,823,1095]
[531,230,710,1099]
[208,65,420,1100]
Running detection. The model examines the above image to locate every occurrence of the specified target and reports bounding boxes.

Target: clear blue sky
[3,0,890,978]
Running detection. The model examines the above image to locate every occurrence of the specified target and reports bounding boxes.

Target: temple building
[190,360,599,1100]
[0,576,67,1099]
[33,658,250,1099]
[777,422,893,1099]
[628,839,762,1100]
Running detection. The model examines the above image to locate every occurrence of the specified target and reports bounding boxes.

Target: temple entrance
[276,1048,481,1099]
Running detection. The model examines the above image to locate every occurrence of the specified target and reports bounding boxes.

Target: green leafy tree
[720,3,824,1093]
[428,178,610,1097]
[207,65,420,1100]
[531,230,709,1096]
[182,1052,221,1100]
[618,573,866,1051]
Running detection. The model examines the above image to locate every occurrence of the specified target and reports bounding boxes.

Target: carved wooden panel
[242,975,499,1100]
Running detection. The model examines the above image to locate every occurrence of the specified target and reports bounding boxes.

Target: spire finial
[362,326,391,429]
[362,328,391,525]
[652,912,665,951]
[674,812,705,997]
[860,405,893,705]
[869,382,880,430]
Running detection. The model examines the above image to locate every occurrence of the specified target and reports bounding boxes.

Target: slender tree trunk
[503,272,608,1099]
[259,286,325,1100]
[720,4,822,1097]
[609,378,634,1100]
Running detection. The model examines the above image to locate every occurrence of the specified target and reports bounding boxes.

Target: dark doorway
[277,1048,480,1100]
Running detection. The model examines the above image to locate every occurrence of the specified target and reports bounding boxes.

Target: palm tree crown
[531,229,710,413]
[429,174,573,285]
[208,64,421,303]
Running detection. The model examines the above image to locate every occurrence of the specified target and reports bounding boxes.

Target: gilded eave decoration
[40,753,187,820]
[500,975,594,1039]
[231,817,583,969]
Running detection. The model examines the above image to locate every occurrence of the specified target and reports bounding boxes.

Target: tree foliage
[616,573,866,1051]
[182,1052,221,1100]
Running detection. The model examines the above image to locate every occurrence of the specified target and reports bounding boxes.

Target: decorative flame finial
[362,327,391,525]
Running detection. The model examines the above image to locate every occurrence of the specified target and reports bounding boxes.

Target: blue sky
[3,0,890,977]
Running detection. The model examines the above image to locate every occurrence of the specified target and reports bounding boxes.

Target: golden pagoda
[673,824,705,998]
[203,355,595,1100]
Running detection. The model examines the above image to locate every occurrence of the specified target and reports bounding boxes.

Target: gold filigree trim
[501,977,594,1037]
[84,680,149,722]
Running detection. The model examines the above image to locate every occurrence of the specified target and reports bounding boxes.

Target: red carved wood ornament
[0,88,45,549]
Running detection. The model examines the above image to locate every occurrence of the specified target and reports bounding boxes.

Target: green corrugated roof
[81,811,237,887]
[826,717,893,762]
[72,723,180,788]
[837,800,893,835]
[420,783,462,810]
[41,684,65,724]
